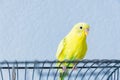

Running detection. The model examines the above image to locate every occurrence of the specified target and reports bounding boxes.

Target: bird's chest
[64,34,87,60]
[66,37,86,54]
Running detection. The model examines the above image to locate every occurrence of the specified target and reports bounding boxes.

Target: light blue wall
[0,0,120,60]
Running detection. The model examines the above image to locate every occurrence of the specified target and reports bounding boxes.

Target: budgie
[56,22,90,80]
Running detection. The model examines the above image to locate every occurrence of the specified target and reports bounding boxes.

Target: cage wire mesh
[0,59,120,80]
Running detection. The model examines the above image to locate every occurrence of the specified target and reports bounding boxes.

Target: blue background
[0,0,120,61]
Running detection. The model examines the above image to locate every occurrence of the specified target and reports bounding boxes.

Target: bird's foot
[62,66,67,72]
[72,65,77,70]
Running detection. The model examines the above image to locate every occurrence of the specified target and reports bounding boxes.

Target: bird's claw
[72,65,77,70]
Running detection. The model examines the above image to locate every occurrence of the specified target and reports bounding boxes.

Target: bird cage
[0,59,120,80]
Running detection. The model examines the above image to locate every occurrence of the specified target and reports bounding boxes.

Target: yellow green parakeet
[56,22,90,80]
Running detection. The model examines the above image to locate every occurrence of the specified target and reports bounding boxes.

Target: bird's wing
[56,38,66,60]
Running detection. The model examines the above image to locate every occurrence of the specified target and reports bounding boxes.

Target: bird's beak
[85,28,89,36]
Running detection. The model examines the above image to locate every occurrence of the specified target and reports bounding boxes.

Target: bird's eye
[80,26,82,29]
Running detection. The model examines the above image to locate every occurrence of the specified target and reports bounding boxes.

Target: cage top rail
[0,59,120,69]
[0,59,120,64]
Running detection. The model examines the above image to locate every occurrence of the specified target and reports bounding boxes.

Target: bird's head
[71,22,90,36]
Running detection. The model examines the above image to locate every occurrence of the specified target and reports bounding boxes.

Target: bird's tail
[59,69,68,80]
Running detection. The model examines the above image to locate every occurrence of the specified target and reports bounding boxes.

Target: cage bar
[0,59,120,80]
